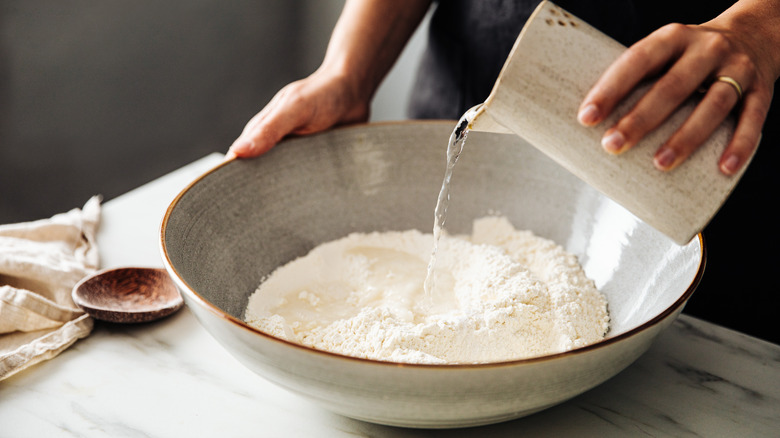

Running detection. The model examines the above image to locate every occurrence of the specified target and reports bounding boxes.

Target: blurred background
[0,0,429,223]
[2,1,777,344]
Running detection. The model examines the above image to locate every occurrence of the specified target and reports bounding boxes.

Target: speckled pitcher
[470,1,755,245]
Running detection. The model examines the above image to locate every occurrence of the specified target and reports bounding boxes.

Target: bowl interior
[163,121,702,343]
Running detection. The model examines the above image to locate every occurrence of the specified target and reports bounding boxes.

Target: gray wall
[0,1,428,224]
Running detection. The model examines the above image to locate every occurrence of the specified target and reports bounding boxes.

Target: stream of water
[423,107,480,297]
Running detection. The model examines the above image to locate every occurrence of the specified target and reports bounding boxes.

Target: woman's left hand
[577,1,780,175]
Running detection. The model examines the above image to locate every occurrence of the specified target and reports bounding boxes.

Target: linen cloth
[0,196,100,380]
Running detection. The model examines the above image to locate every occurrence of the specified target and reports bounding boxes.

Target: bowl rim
[159,121,706,370]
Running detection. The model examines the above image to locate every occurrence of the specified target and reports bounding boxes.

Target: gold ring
[716,76,743,100]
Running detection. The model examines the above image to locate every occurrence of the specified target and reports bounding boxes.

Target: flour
[244,216,609,364]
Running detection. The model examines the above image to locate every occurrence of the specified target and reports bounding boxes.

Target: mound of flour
[244,216,609,364]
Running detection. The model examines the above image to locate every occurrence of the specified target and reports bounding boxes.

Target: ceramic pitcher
[469,1,756,245]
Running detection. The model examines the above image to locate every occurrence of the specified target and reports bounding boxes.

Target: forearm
[228,0,432,158]
[320,0,433,102]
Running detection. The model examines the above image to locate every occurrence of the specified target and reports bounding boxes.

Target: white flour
[244,216,609,364]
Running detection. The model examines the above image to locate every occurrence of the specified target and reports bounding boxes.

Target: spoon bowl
[72,267,184,323]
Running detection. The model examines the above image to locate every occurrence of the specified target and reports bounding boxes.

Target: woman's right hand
[227,68,371,158]
[227,0,432,159]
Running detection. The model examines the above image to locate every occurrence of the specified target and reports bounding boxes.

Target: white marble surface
[1,153,779,437]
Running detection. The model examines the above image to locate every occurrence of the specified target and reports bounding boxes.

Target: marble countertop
[2,153,778,437]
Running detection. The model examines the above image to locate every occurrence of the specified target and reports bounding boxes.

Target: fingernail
[601,130,625,153]
[654,148,677,170]
[578,104,600,126]
[720,154,740,175]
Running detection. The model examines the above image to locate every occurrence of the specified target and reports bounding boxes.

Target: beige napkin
[0,196,101,380]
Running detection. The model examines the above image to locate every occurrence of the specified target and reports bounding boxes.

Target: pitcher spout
[463,104,513,134]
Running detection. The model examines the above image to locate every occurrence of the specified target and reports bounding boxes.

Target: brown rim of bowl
[159,120,706,370]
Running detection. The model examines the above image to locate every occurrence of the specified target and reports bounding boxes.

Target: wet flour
[244,216,609,364]
[245,111,609,364]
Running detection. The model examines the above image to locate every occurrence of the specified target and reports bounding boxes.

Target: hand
[227,69,370,158]
[578,8,779,175]
[227,0,431,159]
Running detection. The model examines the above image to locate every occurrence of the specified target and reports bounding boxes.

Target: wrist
[709,0,780,80]
[314,60,376,110]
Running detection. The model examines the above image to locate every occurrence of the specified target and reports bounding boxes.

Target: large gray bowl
[161,121,704,428]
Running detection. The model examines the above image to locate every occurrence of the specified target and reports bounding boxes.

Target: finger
[652,78,740,171]
[719,92,768,174]
[603,51,720,155]
[228,115,280,158]
[578,24,689,126]
[228,105,280,158]
[229,88,312,158]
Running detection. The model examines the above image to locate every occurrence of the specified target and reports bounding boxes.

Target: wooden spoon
[72,267,183,323]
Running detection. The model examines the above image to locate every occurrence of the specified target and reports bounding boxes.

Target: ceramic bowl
[160,121,704,428]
